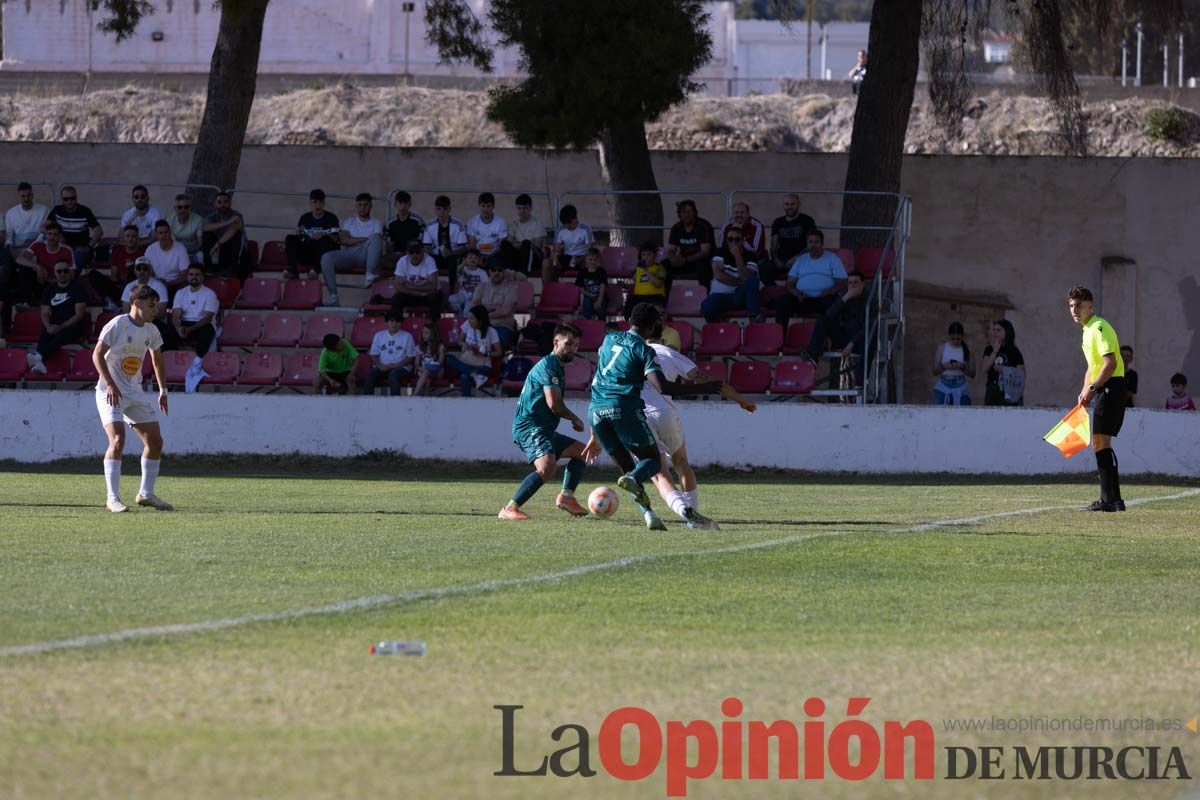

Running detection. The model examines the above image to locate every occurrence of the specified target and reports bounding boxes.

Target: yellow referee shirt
[1081,315,1124,382]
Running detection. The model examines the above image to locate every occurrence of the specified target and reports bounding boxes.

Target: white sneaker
[0,338,7,349]
[327,294,340,307]
[26,352,47,374]
[643,510,667,531]
[473,373,488,389]
[106,498,129,513]
[136,493,174,511]
[363,275,376,288]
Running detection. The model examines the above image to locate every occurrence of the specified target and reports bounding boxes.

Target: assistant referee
[1068,286,1127,512]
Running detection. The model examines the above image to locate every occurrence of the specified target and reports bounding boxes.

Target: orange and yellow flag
[1043,404,1091,458]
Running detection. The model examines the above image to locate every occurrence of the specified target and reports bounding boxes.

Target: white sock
[104,459,121,501]
[667,489,689,521]
[684,489,699,510]
[139,457,160,497]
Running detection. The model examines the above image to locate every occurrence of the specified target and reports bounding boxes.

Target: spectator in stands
[446,304,501,396]
[17,220,74,290]
[769,229,847,328]
[719,202,768,260]
[932,321,975,405]
[1166,373,1195,410]
[423,194,468,296]
[769,193,816,285]
[385,189,424,257]
[286,188,340,280]
[576,247,608,320]
[666,199,715,289]
[849,50,868,95]
[389,240,443,318]
[981,319,1025,406]
[448,248,488,316]
[48,186,103,269]
[414,321,446,396]
[202,191,248,278]
[145,220,190,300]
[1120,345,1137,406]
[318,192,383,304]
[316,332,358,395]
[624,241,668,319]
[470,262,520,346]
[168,194,204,264]
[467,192,509,266]
[120,185,164,247]
[121,258,170,332]
[505,193,545,275]
[26,259,88,375]
[165,264,219,357]
[363,311,418,396]
[4,182,49,255]
[544,204,594,282]
[701,228,762,323]
[81,225,139,311]
[109,226,146,286]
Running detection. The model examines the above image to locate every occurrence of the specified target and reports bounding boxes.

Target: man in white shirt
[467,191,509,265]
[119,185,165,247]
[4,181,50,254]
[505,193,546,275]
[121,257,171,340]
[144,220,191,298]
[388,241,443,318]
[770,228,848,328]
[422,194,469,296]
[166,265,219,356]
[319,192,384,305]
[544,203,593,282]
[93,283,172,513]
[363,312,418,396]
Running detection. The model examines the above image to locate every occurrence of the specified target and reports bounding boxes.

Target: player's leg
[501,430,565,520]
[555,437,589,516]
[130,420,173,511]
[102,422,128,512]
[1088,382,1127,512]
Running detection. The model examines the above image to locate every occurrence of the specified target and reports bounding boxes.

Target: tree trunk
[185,0,270,213]
[839,0,921,250]
[596,120,664,248]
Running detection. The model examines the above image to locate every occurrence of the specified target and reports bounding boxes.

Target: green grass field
[2,460,1199,799]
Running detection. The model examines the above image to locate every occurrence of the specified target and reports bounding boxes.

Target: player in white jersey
[93,284,173,513]
[643,321,757,529]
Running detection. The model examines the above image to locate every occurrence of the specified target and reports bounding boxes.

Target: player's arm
[93,341,122,406]
[683,365,754,412]
[150,348,169,414]
[1079,353,1116,406]
[646,368,720,398]
[543,385,584,432]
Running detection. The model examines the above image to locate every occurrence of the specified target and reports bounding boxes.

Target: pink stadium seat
[574,319,606,352]
[771,359,816,395]
[7,309,42,343]
[515,280,535,315]
[364,278,397,315]
[353,353,373,384]
[219,312,262,347]
[693,359,728,384]
[200,351,240,385]
[68,349,100,382]
[564,356,593,391]
[236,277,280,310]
[518,317,557,353]
[696,322,740,357]
[0,348,27,381]
[159,350,197,386]
[258,313,303,347]
[501,356,540,396]
[783,320,817,355]
[830,248,855,273]
[400,316,429,341]
[437,317,464,348]
[604,284,625,317]
[759,284,789,306]
[90,311,119,343]
[729,360,771,394]
[664,321,694,354]
[600,246,638,279]
[665,284,707,317]
[281,352,318,387]
[855,247,895,279]
[204,276,241,309]
[279,279,322,310]
[350,315,386,349]
[301,314,348,348]
[22,349,70,381]
[238,351,283,386]
[536,282,581,315]
[258,240,288,271]
[245,239,260,268]
[740,322,784,356]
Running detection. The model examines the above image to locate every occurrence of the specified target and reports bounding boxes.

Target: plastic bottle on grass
[370,640,426,656]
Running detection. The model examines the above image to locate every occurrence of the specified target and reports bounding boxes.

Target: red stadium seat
[400,316,429,341]
[301,314,348,348]
[258,240,288,271]
[603,284,625,317]
[258,313,303,347]
[783,320,817,355]
[600,246,638,279]
[518,317,557,353]
[219,312,262,347]
[665,284,707,317]
[515,280,535,315]
[279,279,322,310]
[238,352,283,386]
[23,349,70,381]
[200,351,240,384]
[740,322,784,356]
[855,247,895,279]
[68,349,100,382]
[236,277,280,310]
[364,278,397,315]
[159,350,197,386]
[729,360,771,394]
[696,322,740,357]
[7,309,42,343]
[350,315,386,349]
[664,321,694,354]
[204,276,241,309]
[536,282,581,315]
[281,352,318,387]
[437,317,464,348]
[759,284,789,306]
[771,359,816,394]
[0,348,27,381]
[245,239,260,268]
[693,359,728,384]
[90,311,119,343]
[574,319,606,352]
[830,248,855,273]
[564,356,593,391]
[353,353,373,384]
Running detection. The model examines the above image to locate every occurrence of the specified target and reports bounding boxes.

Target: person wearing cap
[285,188,340,280]
[121,256,170,336]
[469,262,521,346]
[388,240,443,318]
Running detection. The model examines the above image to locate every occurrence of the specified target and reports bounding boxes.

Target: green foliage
[1145,106,1188,141]
[91,0,156,41]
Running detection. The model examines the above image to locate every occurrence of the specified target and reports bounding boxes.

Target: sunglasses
[176,205,190,210]
[55,268,72,274]
[727,237,743,242]
[61,196,77,201]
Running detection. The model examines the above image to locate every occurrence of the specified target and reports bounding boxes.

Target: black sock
[1095,448,1116,503]
[1109,449,1122,502]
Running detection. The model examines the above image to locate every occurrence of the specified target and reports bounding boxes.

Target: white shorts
[95,388,158,427]
[645,404,686,455]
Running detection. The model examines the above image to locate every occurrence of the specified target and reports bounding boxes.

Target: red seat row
[695,321,817,357]
[693,358,816,395]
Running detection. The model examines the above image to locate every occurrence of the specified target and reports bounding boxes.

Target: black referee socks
[1095,447,1122,503]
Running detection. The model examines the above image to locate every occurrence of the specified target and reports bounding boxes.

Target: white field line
[3,488,1197,658]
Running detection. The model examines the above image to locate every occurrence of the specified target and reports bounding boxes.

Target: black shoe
[1114,499,1126,511]
[1085,500,1118,512]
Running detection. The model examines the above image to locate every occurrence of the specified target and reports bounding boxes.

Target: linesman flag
[1043,404,1091,458]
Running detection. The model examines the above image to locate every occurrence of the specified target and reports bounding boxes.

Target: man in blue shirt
[769,229,847,329]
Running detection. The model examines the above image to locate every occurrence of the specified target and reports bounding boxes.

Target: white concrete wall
[2,391,1195,475]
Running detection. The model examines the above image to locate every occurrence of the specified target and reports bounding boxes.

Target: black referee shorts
[1094,377,1128,437]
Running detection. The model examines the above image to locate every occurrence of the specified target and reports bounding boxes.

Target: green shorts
[589,404,656,452]
[514,427,578,464]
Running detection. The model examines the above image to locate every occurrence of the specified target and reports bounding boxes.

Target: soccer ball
[588,486,620,518]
